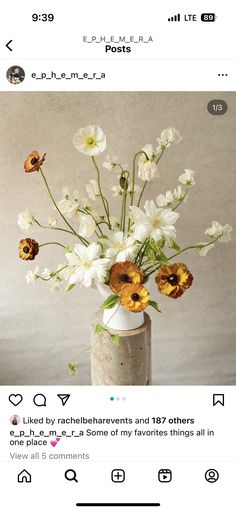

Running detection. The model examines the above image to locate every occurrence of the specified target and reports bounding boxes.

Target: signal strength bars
[168,13,181,22]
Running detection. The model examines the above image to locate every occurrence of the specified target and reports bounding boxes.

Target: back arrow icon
[6,40,13,51]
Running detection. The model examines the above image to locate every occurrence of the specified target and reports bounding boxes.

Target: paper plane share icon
[57,394,70,406]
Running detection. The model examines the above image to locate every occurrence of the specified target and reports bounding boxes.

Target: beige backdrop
[0,92,235,385]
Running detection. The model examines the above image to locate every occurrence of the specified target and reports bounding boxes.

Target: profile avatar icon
[205,468,219,483]
[10,414,20,425]
[6,65,25,85]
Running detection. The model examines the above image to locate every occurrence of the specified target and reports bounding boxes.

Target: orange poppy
[155,262,193,299]
[24,151,46,173]
[109,261,143,294]
[120,284,150,312]
[19,238,39,261]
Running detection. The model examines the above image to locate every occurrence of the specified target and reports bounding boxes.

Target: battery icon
[201,13,216,22]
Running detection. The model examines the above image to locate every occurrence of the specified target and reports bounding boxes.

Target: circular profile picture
[6,65,25,85]
[10,415,20,425]
[205,468,219,483]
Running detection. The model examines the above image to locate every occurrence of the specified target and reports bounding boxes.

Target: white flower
[25,266,39,284]
[41,264,70,291]
[102,155,118,171]
[205,221,232,243]
[138,160,159,182]
[198,243,215,256]
[130,200,179,242]
[102,231,137,262]
[86,179,99,201]
[78,214,96,238]
[73,125,106,156]
[156,127,182,149]
[17,209,34,231]
[57,188,80,218]
[138,144,159,182]
[48,217,57,227]
[65,243,111,288]
[156,191,173,207]
[173,185,185,200]
[179,169,195,186]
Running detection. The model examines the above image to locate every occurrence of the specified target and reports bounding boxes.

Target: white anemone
[73,125,106,156]
[66,243,110,288]
[102,231,137,262]
[130,200,179,242]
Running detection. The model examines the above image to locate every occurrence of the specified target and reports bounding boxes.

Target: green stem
[92,157,111,228]
[172,188,189,211]
[36,265,68,281]
[143,236,221,278]
[128,150,148,231]
[39,168,89,246]
[130,151,148,208]
[136,146,166,208]
[81,208,104,236]
[122,188,128,233]
[120,192,125,230]
[39,242,67,249]
[137,181,147,207]
[34,219,79,238]
[134,240,147,265]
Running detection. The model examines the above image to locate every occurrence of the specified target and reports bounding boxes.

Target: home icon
[17,469,32,483]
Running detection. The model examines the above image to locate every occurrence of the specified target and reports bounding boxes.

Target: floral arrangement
[18,126,232,373]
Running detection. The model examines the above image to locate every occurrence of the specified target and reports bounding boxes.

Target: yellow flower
[24,151,46,173]
[120,284,150,312]
[109,261,143,294]
[18,238,39,261]
[155,263,193,299]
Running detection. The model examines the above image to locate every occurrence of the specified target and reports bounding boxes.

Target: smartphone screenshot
[0,1,235,510]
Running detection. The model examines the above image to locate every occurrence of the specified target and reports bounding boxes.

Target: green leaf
[169,240,181,252]
[101,294,120,310]
[149,300,162,313]
[149,238,158,251]
[146,244,155,261]
[66,283,75,292]
[95,323,106,333]
[156,250,169,264]
[68,362,78,376]
[111,334,120,347]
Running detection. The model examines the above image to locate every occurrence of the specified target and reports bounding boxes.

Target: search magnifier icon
[65,469,78,483]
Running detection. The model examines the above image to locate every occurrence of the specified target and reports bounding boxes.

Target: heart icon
[56,437,60,442]
[50,441,57,447]
[9,394,23,406]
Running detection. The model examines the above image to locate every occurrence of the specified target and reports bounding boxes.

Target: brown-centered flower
[120,284,150,312]
[18,238,39,261]
[24,151,46,173]
[155,262,193,299]
[109,261,143,294]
